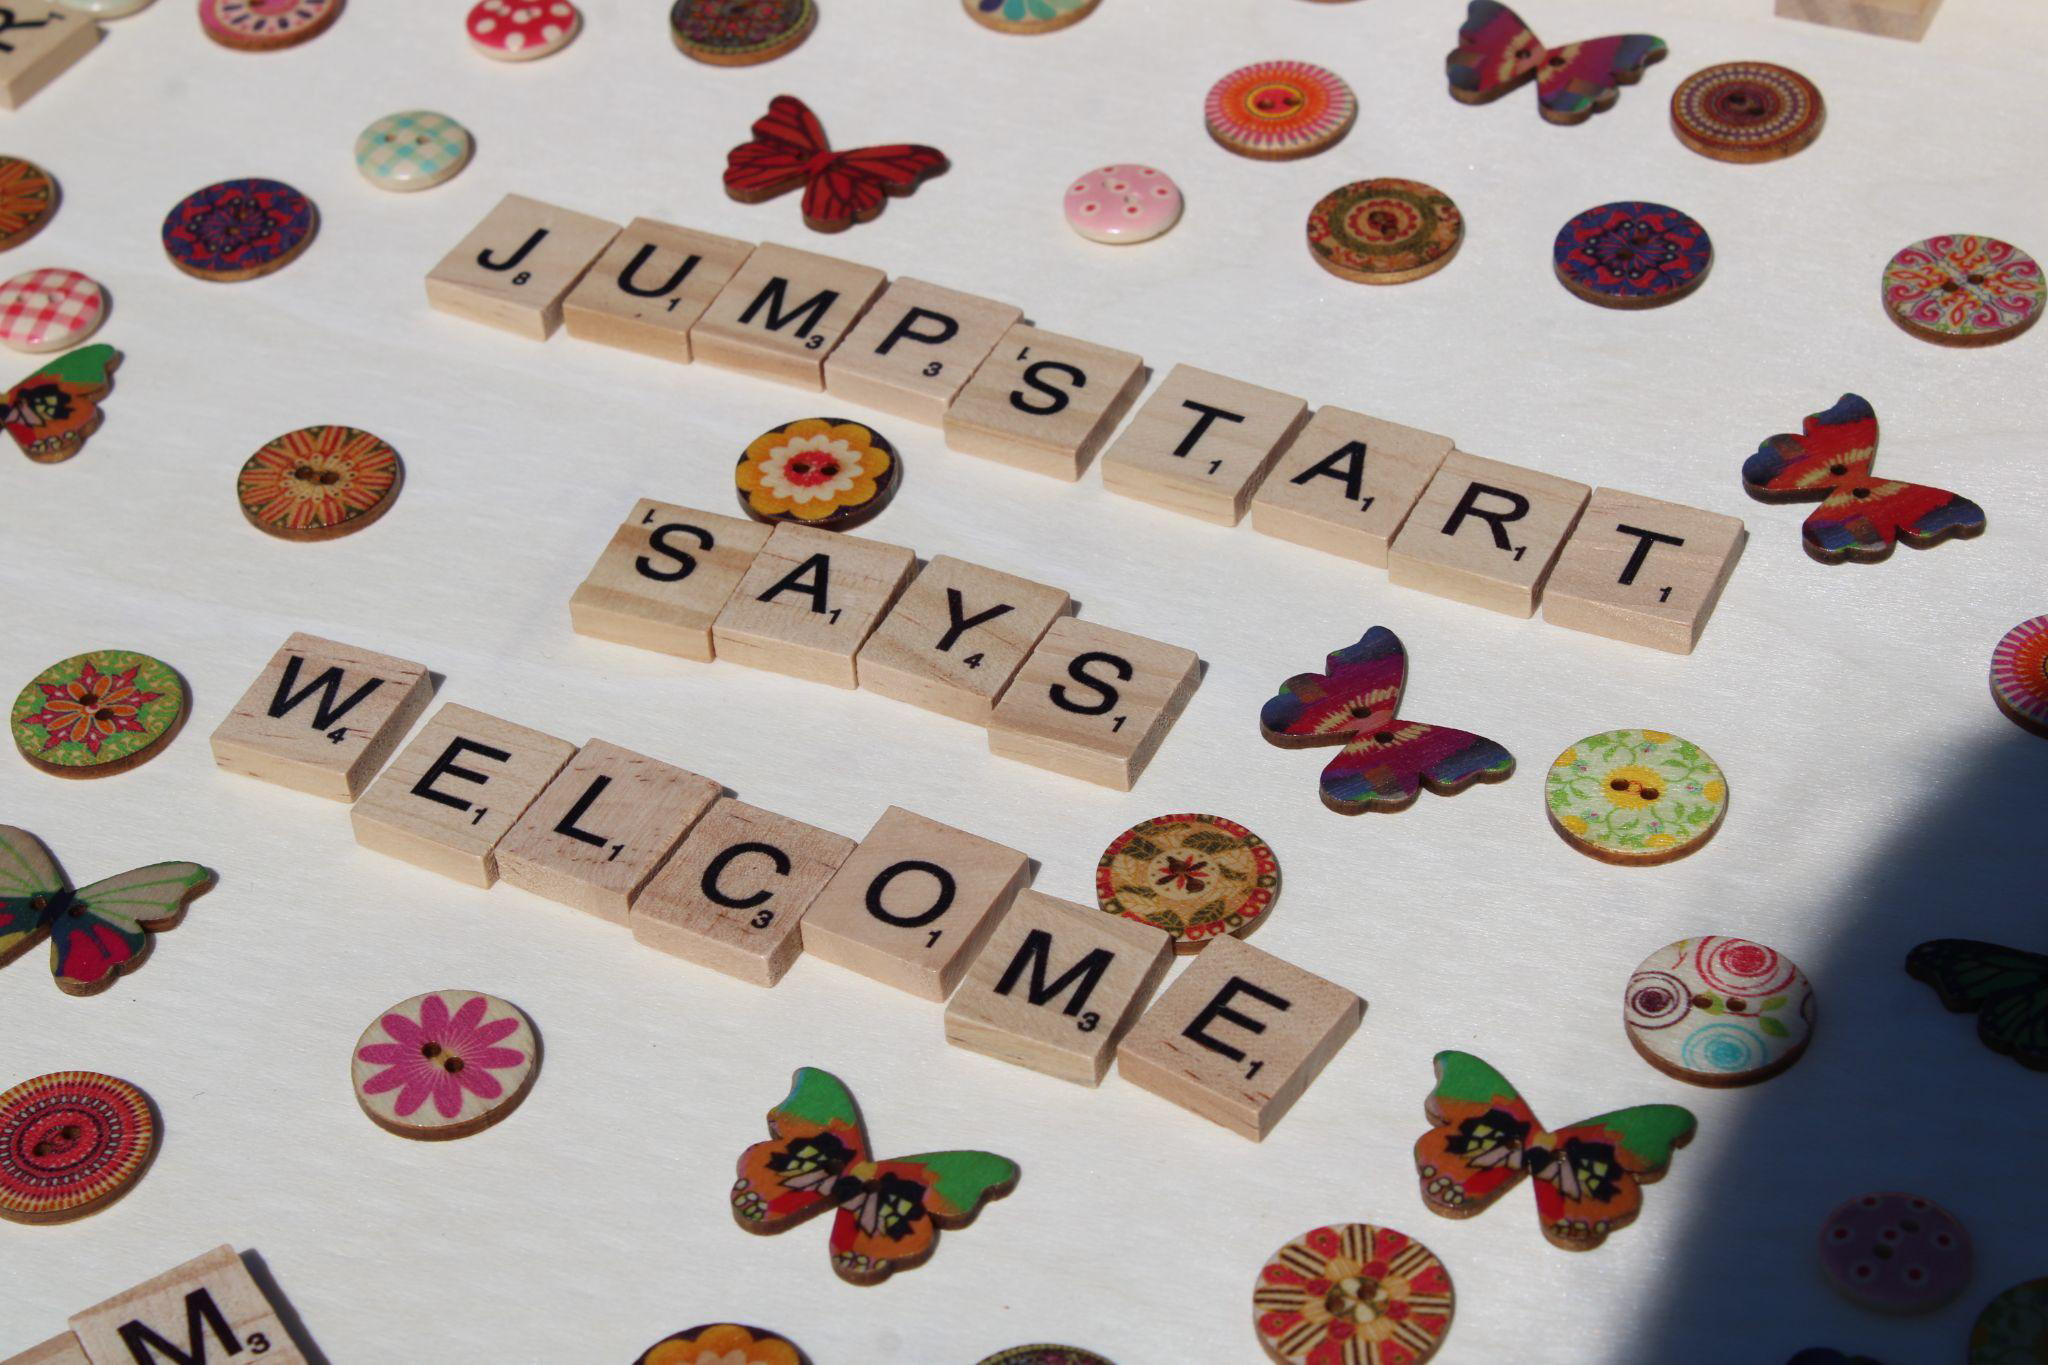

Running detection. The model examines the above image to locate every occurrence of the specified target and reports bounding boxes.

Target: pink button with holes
[1064,164,1183,244]
[0,269,105,354]
[1818,1192,1972,1314]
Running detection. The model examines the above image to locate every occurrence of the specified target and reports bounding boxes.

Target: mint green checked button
[355,111,473,192]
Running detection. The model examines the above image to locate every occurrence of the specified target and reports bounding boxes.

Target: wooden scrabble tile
[1116,935,1363,1140]
[942,324,1146,481]
[209,633,433,801]
[494,739,720,922]
[711,523,915,687]
[855,555,1072,724]
[349,703,576,888]
[800,806,1029,1001]
[560,218,754,364]
[1775,0,1942,40]
[1249,406,1454,566]
[689,242,887,389]
[822,277,1022,424]
[3,1335,87,1365]
[70,1245,306,1365]
[943,889,1173,1085]
[1541,488,1748,654]
[1386,451,1591,617]
[630,798,856,986]
[424,193,620,341]
[568,500,772,661]
[987,618,1200,790]
[0,5,98,111]
[1099,364,1309,526]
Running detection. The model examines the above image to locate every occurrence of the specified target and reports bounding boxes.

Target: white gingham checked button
[0,269,105,354]
[355,111,474,192]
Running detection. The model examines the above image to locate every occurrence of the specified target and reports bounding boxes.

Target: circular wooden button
[1096,813,1279,954]
[199,0,343,51]
[1547,729,1727,865]
[1992,616,2048,738]
[467,0,581,60]
[59,0,156,15]
[1205,61,1356,160]
[1065,164,1182,244]
[1819,1193,1972,1315]
[1553,202,1713,308]
[162,178,318,282]
[12,650,186,778]
[0,158,57,254]
[1307,179,1462,285]
[975,1350,1115,1365]
[670,0,815,65]
[238,425,404,541]
[637,1324,809,1365]
[736,417,898,529]
[0,269,105,353]
[1625,937,1815,1086]
[0,1072,155,1224]
[962,0,1100,35]
[353,991,539,1140]
[355,111,473,192]
[1883,234,2045,346]
[1253,1224,1455,1365]
[1970,1279,2048,1364]
[1670,62,1824,163]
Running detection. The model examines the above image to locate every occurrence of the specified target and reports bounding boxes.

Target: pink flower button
[352,990,539,1140]
[0,269,105,354]
[1818,1192,1972,1314]
[1065,164,1183,244]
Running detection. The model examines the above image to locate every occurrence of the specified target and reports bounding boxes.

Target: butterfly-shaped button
[1446,0,1666,125]
[3,343,118,463]
[0,825,212,996]
[1906,939,2048,1071]
[724,95,948,234]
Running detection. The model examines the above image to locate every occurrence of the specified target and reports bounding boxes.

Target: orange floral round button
[0,158,57,254]
[237,425,404,541]
[1096,813,1281,954]
[635,1323,808,1365]
[736,417,899,530]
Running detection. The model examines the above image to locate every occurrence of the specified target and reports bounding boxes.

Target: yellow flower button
[735,416,900,531]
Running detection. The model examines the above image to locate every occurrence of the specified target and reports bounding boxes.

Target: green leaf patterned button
[11,649,186,778]
[1546,729,1727,866]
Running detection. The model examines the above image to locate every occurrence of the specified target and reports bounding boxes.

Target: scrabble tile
[561,218,754,364]
[942,324,1146,481]
[822,277,1022,424]
[569,500,772,661]
[943,889,1173,1085]
[349,703,576,887]
[1775,0,1942,41]
[424,193,620,341]
[689,242,887,388]
[630,798,855,986]
[494,739,720,922]
[1386,451,1591,617]
[1099,364,1309,526]
[1542,488,1748,654]
[987,618,1200,790]
[209,633,433,801]
[800,806,1030,1001]
[0,5,98,111]
[711,523,915,687]
[2,1335,87,1365]
[856,555,1072,723]
[70,1245,307,1365]
[1116,935,1363,1140]
[1249,406,1454,566]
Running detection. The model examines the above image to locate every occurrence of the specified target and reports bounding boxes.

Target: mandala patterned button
[963,0,1100,35]
[1670,62,1824,163]
[1253,1224,1454,1365]
[12,650,186,778]
[1970,1279,2048,1365]
[238,425,404,541]
[468,0,581,60]
[1096,813,1280,954]
[1625,937,1815,1087]
[0,1072,155,1224]
[736,417,898,530]
[199,0,343,51]
[1882,234,2044,347]
[1064,164,1182,244]
[1547,729,1727,866]
[355,111,473,192]
[1307,179,1463,285]
[1205,61,1357,160]
[635,1323,809,1365]
[670,0,815,65]
[1819,1193,1972,1315]
[353,990,539,1141]
[0,269,104,354]
[975,1350,1115,1365]
[1554,202,1713,308]
[162,178,318,282]
[1992,617,2048,739]
[0,158,56,254]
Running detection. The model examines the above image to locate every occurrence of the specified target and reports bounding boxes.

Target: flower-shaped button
[735,417,899,530]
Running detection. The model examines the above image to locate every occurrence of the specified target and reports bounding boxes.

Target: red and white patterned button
[1064,165,1183,244]
[0,269,105,354]
[467,0,581,60]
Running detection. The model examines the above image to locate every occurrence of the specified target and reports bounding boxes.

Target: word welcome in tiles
[426,194,1745,652]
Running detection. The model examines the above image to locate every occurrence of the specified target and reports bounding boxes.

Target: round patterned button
[1970,1279,2048,1365]
[1307,179,1462,285]
[198,0,343,51]
[1205,61,1356,160]
[355,111,473,193]
[1670,62,1824,163]
[1883,234,2044,347]
[353,991,539,1140]
[162,178,318,282]
[1064,164,1182,244]
[636,1323,809,1365]
[670,0,815,65]
[1096,813,1279,954]
[975,1350,1115,1365]
[1625,937,1815,1086]
[1553,202,1713,308]
[1547,729,1727,866]
[1253,1224,1454,1365]
[467,0,581,60]
[0,157,57,254]
[0,1072,155,1224]
[12,650,186,778]
[1819,1193,1972,1315]
[0,269,105,354]
[1992,617,2048,739]
[237,426,404,541]
[736,417,898,530]
[58,0,157,15]
[963,0,1100,36]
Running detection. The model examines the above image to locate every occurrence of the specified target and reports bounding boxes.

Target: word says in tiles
[1101,364,1310,526]
[1446,1,1667,125]
[569,501,773,662]
[426,193,621,340]
[710,522,916,687]
[0,3,98,109]
[68,1246,309,1363]
[855,555,1072,724]
[562,219,753,363]
[209,633,434,801]
[988,618,1201,790]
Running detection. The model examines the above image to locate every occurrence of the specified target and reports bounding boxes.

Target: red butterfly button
[724,95,948,233]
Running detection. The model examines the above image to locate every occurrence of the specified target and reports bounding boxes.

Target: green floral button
[11,649,185,777]
[1546,729,1727,865]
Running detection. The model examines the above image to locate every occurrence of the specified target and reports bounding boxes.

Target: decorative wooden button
[976,1349,1115,1365]
[1625,937,1814,1086]
[735,417,898,529]
[670,0,815,65]
[1065,164,1182,244]
[635,1324,809,1365]
[59,0,155,15]
[1096,813,1279,954]
[1819,1193,1972,1315]
[4,343,119,463]
[1205,61,1357,160]
[1307,179,1462,285]
[0,825,212,995]
[161,178,317,282]
[1254,1224,1453,1363]
[1992,617,2048,738]
[1547,730,1726,865]
[352,990,539,1140]
[237,426,403,542]
[1446,3,1666,125]
[725,95,947,234]
[963,0,1100,35]
[0,157,57,253]
[355,111,473,192]
[1970,1280,2048,1364]
[467,0,581,59]
[1905,938,2048,1071]
[199,0,342,50]
[1670,62,1824,162]
[0,1072,154,1223]
[12,650,185,778]
[0,269,103,353]
[1553,203,1712,308]
[1882,234,2044,346]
